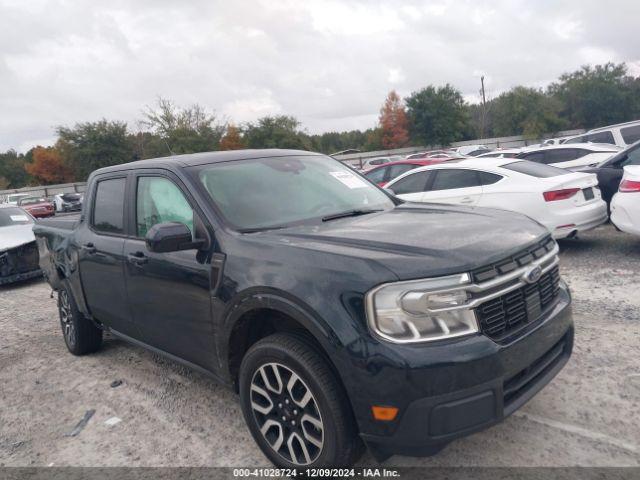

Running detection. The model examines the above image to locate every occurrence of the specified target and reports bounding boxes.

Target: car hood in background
[0,224,36,251]
[248,203,549,280]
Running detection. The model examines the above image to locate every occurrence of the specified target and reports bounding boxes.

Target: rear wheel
[58,286,102,355]
[239,333,362,468]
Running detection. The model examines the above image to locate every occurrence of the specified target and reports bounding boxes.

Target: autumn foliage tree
[379,91,409,149]
[219,124,245,150]
[25,146,73,184]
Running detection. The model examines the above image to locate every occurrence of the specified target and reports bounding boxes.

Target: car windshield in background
[502,161,570,178]
[61,193,81,202]
[0,207,33,227]
[196,156,394,231]
[19,197,47,206]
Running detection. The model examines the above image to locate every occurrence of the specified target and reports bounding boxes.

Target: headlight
[365,273,478,344]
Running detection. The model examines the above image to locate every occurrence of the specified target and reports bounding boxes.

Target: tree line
[2,62,640,189]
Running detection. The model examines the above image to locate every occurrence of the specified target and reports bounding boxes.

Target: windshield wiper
[238,225,289,234]
[322,209,383,222]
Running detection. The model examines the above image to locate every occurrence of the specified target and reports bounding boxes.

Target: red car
[363,159,452,187]
[18,196,55,218]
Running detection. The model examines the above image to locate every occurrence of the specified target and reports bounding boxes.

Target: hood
[0,224,36,251]
[246,203,549,280]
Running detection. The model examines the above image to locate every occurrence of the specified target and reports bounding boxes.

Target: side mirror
[145,222,206,253]
[384,187,395,195]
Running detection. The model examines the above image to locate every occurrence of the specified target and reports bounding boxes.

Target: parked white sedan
[516,143,620,170]
[611,166,640,236]
[385,158,609,239]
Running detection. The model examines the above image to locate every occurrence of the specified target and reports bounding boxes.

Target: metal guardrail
[333,129,586,169]
[0,182,87,201]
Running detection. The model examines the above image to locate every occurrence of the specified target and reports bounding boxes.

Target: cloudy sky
[1,0,639,152]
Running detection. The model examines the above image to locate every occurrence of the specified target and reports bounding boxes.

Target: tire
[58,286,103,355]
[239,333,363,468]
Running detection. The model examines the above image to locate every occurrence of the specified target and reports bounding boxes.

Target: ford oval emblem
[523,265,543,284]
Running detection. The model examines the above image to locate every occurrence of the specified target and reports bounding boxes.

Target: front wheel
[239,333,363,468]
[58,286,102,355]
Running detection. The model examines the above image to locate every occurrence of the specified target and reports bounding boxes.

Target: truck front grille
[476,265,561,341]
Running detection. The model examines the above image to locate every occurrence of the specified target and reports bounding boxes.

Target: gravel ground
[0,224,638,467]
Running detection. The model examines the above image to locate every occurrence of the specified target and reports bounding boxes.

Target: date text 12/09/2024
[233,468,400,477]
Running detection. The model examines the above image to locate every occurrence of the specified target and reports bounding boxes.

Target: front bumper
[353,284,573,459]
[0,269,42,285]
[0,242,42,286]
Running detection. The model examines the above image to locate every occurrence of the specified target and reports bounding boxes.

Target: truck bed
[33,214,80,290]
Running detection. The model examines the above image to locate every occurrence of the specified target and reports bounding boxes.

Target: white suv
[563,120,640,148]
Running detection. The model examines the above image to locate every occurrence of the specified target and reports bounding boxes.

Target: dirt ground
[0,224,638,467]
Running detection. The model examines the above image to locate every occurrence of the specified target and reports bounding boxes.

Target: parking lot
[0,224,638,467]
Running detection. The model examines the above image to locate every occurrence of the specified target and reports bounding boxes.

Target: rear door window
[588,131,615,144]
[477,172,503,185]
[92,178,126,235]
[431,169,481,191]
[621,125,640,145]
[390,171,431,195]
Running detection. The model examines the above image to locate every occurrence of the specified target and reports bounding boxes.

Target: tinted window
[621,125,640,145]
[588,131,615,144]
[388,164,417,180]
[0,207,33,227]
[369,159,386,166]
[467,149,490,157]
[431,170,481,190]
[92,178,126,234]
[137,177,194,238]
[365,167,387,183]
[502,161,569,178]
[564,135,587,144]
[390,171,431,195]
[545,148,582,164]
[478,172,503,185]
[620,145,640,167]
[520,151,545,163]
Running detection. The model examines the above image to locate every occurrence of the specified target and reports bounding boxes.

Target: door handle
[81,243,97,254]
[460,197,474,204]
[127,252,148,266]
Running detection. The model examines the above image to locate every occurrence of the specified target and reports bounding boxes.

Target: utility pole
[480,76,487,139]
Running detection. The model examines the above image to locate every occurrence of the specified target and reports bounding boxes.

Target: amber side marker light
[372,406,399,421]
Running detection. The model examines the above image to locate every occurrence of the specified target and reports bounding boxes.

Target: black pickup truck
[34,149,573,467]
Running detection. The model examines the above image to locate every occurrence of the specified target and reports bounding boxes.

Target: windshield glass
[19,197,46,206]
[0,207,33,227]
[196,155,394,231]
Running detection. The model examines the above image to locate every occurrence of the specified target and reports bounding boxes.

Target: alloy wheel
[249,362,324,465]
[59,291,76,348]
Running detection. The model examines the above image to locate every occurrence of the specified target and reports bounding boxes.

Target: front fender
[217,288,342,382]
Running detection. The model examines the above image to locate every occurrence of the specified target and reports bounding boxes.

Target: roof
[587,119,640,132]
[522,143,620,152]
[93,149,324,175]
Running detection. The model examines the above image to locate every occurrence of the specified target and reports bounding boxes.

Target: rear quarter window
[621,125,640,145]
[502,161,569,178]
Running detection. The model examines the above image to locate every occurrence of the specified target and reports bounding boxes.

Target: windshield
[502,161,570,178]
[196,155,394,231]
[19,197,46,206]
[0,207,33,227]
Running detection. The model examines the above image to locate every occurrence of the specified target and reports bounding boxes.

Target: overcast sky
[1,0,639,152]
